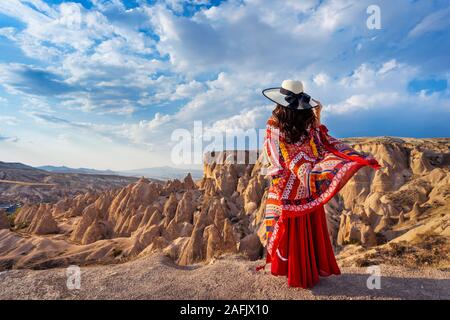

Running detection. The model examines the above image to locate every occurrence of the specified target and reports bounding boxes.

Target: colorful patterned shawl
[262,116,381,264]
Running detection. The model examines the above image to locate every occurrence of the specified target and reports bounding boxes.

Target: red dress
[262,116,381,288]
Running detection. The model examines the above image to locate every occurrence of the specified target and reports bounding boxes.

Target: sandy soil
[0,253,448,300]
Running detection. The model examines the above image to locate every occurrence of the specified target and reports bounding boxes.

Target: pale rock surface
[174,191,195,223]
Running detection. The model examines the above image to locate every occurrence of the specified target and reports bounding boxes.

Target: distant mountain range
[0,161,38,171]
[37,165,203,180]
[37,165,116,175]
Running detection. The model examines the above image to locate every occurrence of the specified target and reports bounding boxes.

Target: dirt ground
[0,253,448,300]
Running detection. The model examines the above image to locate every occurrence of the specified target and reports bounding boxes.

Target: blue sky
[0,0,449,170]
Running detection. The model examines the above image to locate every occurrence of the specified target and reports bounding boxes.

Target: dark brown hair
[272,104,316,144]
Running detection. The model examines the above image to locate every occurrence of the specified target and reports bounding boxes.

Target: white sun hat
[262,80,319,109]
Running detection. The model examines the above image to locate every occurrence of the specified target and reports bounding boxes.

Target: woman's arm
[319,126,364,156]
[310,100,362,155]
[317,124,381,169]
[312,99,322,127]
[309,101,380,168]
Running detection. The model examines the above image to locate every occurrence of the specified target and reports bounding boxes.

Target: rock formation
[337,210,377,247]
[14,203,58,235]
[238,234,263,260]
[27,211,58,235]
[0,137,448,270]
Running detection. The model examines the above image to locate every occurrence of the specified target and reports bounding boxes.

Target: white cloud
[145,0,400,83]
[0,27,16,40]
[409,7,450,38]
[327,92,403,114]
[164,0,211,14]
[324,60,428,115]
[171,80,206,100]
[304,0,360,33]
[313,73,330,86]
[120,112,173,147]
[205,105,271,133]
[0,0,164,115]
[340,64,377,89]
[378,59,398,75]
[174,71,270,123]
[0,0,449,169]
[0,115,19,125]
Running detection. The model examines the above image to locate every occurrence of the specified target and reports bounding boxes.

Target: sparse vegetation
[7,212,16,228]
[355,234,449,269]
[342,239,360,245]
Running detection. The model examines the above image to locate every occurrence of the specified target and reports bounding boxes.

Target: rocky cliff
[0,137,448,270]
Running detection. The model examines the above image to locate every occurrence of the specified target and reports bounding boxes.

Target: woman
[261,80,381,288]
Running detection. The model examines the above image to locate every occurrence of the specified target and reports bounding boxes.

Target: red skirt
[270,205,340,288]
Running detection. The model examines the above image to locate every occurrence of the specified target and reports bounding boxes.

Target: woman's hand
[312,99,322,127]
